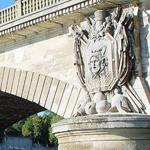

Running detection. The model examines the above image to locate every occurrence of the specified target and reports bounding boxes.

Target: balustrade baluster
[44,0,47,7]
[8,8,10,21]
[13,6,15,19]
[11,7,13,20]
[39,0,42,9]
[2,11,4,23]
[7,9,9,22]
[13,6,16,19]
[32,0,35,12]
[1,11,3,23]
[35,0,38,11]
[37,0,39,10]
[10,8,12,20]
[30,0,32,13]
[28,0,30,13]
[0,12,1,24]
[41,0,43,8]
[6,8,9,21]
[25,1,27,15]
[1,14,3,24]
[47,0,50,6]
[22,1,25,15]
[5,10,8,22]
[4,10,6,23]
[26,0,28,14]
[3,11,5,23]
[5,10,6,22]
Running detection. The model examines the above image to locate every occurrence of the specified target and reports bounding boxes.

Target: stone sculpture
[72,7,146,116]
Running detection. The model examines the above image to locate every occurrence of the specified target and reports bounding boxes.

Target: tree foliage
[2,111,63,147]
[5,120,26,136]
[22,117,34,137]
[49,114,63,146]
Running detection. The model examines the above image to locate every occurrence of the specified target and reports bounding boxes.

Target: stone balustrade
[0,0,138,37]
[0,4,17,24]
[0,0,66,24]
[22,0,64,16]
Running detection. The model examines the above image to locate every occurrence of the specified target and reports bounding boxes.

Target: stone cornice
[0,0,138,37]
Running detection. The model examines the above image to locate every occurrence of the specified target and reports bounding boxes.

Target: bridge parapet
[21,0,65,16]
[0,0,66,24]
[0,0,138,38]
[0,4,17,24]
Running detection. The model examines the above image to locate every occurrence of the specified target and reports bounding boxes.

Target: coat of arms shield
[85,33,118,93]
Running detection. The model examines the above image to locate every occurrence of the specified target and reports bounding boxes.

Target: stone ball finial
[93,92,110,113]
[93,92,106,103]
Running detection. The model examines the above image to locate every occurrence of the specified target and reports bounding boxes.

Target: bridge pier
[53,114,150,150]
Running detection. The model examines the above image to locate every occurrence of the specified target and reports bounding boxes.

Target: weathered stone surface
[0,0,149,134]
[22,71,33,99]
[11,69,21,95]
[64,86,81,118]
[53,114,150,150]
[45,78,59,110]
[6,68,15,93]
[39,76,52,107]
[1,67,9,92]
[33,75,46,104]
[57,84,74,116]
[17,71,27,97]
[0,32,78,86]
[28,73,39,102]
[51,81,66,113]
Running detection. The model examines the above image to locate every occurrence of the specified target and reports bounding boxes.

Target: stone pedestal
[52,114,150,150]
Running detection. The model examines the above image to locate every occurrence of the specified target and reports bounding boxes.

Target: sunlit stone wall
[0,27,80,86]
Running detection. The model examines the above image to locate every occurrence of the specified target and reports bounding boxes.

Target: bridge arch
[0,67,84,130]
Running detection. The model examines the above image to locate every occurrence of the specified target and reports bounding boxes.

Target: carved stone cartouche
[72,7,146,117]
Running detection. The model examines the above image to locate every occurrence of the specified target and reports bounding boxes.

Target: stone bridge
[0,0,150,130]
[0,67,84,130]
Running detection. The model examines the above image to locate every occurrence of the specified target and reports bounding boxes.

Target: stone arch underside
[0,67,84,131]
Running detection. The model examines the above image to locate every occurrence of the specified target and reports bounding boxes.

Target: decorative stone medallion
[85,33,118,93]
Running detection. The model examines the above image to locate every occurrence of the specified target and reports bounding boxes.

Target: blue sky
[0,0,15,10]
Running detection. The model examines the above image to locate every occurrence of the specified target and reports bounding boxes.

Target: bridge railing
[0,0,65,25]
[0,4,17,24]
[22,0,64,15]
